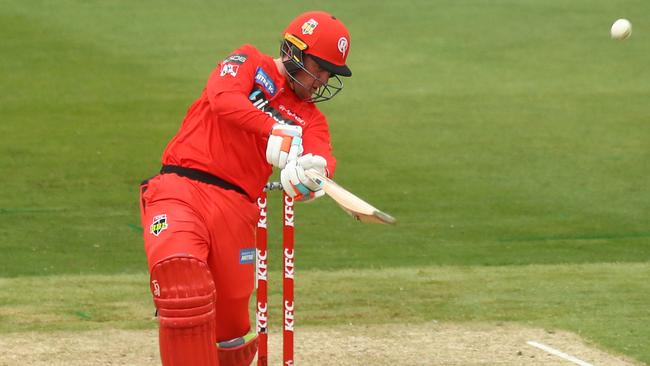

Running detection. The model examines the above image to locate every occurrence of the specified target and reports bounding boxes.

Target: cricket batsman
[138,11,352,366]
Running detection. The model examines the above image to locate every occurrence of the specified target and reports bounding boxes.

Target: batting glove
[281,154,327,202]
[266,123,303,169]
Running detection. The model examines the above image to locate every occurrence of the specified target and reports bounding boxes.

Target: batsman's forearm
[210,91,276,136]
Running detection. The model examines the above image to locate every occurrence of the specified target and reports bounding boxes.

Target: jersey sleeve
[302,113,337,177]
[205,44,276,136]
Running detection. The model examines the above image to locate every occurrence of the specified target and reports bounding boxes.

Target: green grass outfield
[1,0,649,363]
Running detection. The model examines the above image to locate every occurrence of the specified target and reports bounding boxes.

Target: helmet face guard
[281,36,343,103]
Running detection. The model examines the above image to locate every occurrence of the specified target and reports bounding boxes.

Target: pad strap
[217,331,259,366]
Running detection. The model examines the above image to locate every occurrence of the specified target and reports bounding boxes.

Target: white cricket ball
[610,18,632,40]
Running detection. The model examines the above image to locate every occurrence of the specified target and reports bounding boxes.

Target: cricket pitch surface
[0,322,641,365]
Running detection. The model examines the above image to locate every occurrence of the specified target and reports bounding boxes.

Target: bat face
[304,170,396,225]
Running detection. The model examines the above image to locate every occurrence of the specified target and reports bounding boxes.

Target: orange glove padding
[266,123,303,169]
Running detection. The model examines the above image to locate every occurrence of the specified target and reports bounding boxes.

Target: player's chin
[293,84,315,101]
[296,90,313,102]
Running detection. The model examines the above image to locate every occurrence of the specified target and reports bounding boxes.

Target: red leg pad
[150,255,218,366]
[217,333,258,366]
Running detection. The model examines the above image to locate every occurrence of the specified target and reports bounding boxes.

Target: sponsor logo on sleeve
[223,53,247,64]
[278,105,304,125]
[254,67,277,96]
[220,63,240,77]
[240,248,256,264]
[150,214,168,236]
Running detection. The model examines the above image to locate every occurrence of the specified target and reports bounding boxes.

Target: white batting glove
[281,154,327,202]
[266,123,303,169]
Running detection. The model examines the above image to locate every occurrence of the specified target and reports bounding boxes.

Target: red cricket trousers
[139,172,258,341]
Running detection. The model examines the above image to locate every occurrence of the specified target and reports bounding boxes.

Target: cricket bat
[304,169,396,225]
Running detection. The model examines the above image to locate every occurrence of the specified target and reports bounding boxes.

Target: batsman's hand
[281,154,327,202]
[266,123,303,169]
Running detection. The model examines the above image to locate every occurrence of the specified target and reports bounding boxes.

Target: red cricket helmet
[283,11,352,76]
[280,11,352,102]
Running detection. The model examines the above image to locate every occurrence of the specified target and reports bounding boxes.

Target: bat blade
[304,170,396,225]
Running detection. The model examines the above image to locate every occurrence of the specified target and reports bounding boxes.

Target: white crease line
[527,341,595,366]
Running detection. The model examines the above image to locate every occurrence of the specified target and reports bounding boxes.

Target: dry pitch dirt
[0,322,642,366]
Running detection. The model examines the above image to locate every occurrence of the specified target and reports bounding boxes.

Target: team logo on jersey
[338,37,349,57]
[301,18,318,35]
[150,214,168,236]
[240,248,256,264]
[220,63,240,77]
[223,53,247,64]
[255,67,277,96]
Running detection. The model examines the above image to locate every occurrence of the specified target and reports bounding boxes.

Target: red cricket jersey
[161,44,336,201]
